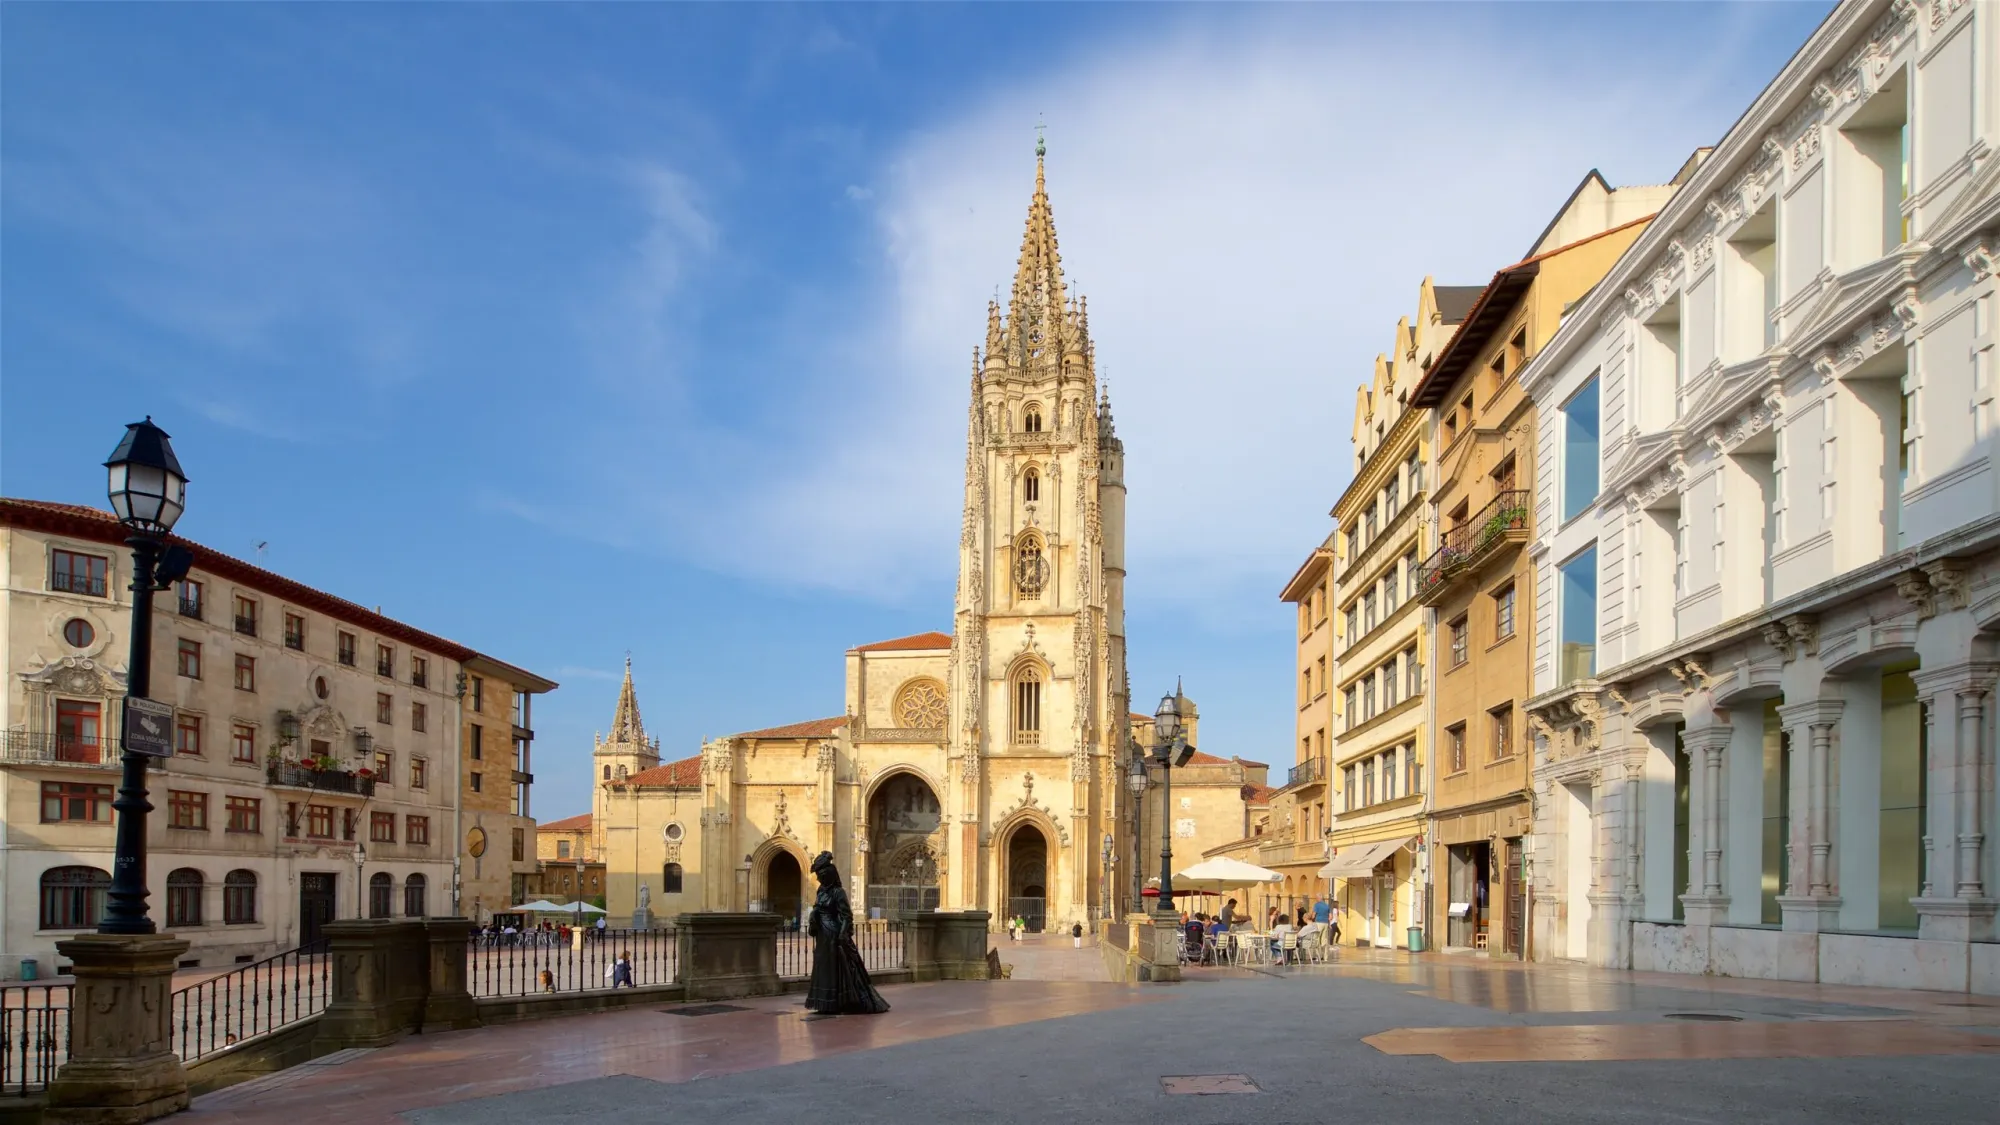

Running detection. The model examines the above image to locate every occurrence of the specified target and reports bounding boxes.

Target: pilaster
[1777,697,1846,932]
[1679,722,1733,925]
[1910,659,2000,942]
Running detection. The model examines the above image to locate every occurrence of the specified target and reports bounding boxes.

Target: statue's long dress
[804,882,890,1014]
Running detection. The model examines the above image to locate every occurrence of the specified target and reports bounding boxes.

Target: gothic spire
[608,655,644,745]
[1005,142,1068,365]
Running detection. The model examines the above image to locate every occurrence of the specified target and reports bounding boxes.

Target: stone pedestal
[421,918,481,1031]
[922,911,991,979]
[1778,895,1845,933]
[1678,894,1731,927]
[1913,897,1999,943]
[676,913,781,1001]
[43,933,191,1125]
[314,920,429,1052]
[631,908,654,930]
[1142,912,1183,983]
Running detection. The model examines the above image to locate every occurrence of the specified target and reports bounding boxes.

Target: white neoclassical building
[1520,0,2000,993]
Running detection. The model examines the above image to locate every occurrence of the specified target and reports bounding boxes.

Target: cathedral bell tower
[592,658,660,854]
[946,141,1130,928]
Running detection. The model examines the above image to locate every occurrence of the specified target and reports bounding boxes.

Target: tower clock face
[1014,552,1048,595]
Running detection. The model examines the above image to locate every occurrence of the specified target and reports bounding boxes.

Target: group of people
[1181,895,1340,967]
[478,916,610,947]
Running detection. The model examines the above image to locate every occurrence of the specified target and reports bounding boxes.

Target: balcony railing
[1257,839,1329,868]
[0,732,115,769]
[376,660,394,678]
[412,672,428,689]
[234,615,258,638]
[266,762,377,796]
[338,649,356,667]
[178,596,203,620]
[1285,756,1324,790]
[1416,489,1530,605]
[51,572,107,598]
[285,631,305,651]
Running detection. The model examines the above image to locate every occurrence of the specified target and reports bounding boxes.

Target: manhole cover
[1663,1012,1743,1022]
[663,1003,751,1017]
[1162,1074,1260,1095]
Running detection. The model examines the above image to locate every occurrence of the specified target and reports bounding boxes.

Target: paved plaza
[183,937,2000,1124]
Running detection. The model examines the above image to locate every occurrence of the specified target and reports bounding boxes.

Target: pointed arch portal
[865,772,942,921]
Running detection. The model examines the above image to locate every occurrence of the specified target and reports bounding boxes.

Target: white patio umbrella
[511,899,607,914]
[1172,856,1284,895]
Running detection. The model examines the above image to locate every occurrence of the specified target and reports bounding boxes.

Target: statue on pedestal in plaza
[633,881,653,930]
[804,852,889,1015]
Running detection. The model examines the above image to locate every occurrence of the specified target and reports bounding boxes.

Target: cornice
[1333,403,1425,520]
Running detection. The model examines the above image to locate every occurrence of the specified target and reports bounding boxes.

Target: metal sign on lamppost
[100,418,192,934]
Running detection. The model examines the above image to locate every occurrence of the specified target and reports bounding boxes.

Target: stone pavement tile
[182,980,1163,1125]
[1365,1019,2000,1063]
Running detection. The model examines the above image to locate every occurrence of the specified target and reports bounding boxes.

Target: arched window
[403,874,427,919]
[167,868,204,928]
[1014,533,1047,596]
[1023,404,1043,433]
[662,863,684,895]
[1023,467,1039,503]
[1013,667,1043,746]
[602,765,611,780]
[41,866,109,930]
[224,870,258,925]
[368,872,393,919]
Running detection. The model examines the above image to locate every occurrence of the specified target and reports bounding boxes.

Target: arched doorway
[1005,824,1048,933]
[866,772,942,921]
[767,851,804,930]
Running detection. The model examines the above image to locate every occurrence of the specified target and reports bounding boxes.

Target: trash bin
[1405,928,1424,953]
[19,959,37,982]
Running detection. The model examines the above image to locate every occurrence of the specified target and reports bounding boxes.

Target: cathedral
[583,147,1154,934]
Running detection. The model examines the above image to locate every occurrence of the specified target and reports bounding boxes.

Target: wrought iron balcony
[234,614,258,638]
[178,596,203,620]
[0,731,116,769]
[1284,756,1325,790]
[266,761,377,796]
[1416,489,1531,606]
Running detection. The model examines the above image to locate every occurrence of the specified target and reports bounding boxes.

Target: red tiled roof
[735,716,846,740]
[0,498,484,661]
[1186,750,1231,766]
[850,631,952,653]
[624,755,702,788]
[1242,785,1276,805]
[539,813,592,832]
[1130,712,1154,723]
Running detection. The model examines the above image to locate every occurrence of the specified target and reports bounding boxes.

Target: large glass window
[1562,377,1601,522]
[1761,699,1791,925]
[1558,546,1598,684]
[1879,666,1924,930]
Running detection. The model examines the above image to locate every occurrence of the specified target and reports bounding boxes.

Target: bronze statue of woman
[804,851,890,1015]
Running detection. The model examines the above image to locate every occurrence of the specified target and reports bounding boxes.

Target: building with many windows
[458,654,556,924]
[0,498,553,977]
[1520,0,2000,992]
[1412,172,1675,956]
[1316,278,1478,947]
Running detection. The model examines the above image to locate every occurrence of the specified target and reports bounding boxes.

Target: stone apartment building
[1316,278,1478,948]
[1411,171,1674,956]
[1520,0,2000,993]
[458,654,556,924]
[0,497,553,977]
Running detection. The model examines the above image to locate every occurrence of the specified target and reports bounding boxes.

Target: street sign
[123,697,174,758]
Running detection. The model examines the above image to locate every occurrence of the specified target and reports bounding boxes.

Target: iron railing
[0,732,114,769]
[467,925,677,997]
[178,596,203,620]
[50,572,107,598]
[376,659,394,677]
[265,762,376,796]
[234,615,258,638]
[1416,489,1530,604]
[1285,757,1324,789]
[776,921,907,980]
[0,983,70,1095]
[172,939,330,1063]
[284,630,304,651]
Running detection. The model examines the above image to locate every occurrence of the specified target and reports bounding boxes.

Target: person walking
[607,950,634,988]
[1071,921,1084,949]
[1313,895,1332,927]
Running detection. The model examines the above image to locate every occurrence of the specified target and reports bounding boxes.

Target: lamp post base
[43,933,190,1125]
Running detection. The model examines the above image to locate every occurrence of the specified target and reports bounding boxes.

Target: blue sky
[2,2,1832,821]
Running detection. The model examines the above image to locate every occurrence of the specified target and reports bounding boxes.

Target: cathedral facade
[589,149,1135,933]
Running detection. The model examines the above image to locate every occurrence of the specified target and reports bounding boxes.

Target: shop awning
[1316,837,1413,880]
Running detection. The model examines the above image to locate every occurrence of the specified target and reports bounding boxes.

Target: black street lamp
[100,418,192,935]
[1126,747,1148,914]
[1149,686,1193,918]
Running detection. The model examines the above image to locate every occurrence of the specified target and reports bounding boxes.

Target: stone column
[314,920,429,1051]
[1911,661,2000,942]
[43,934,191,1125]
[1585,771,1628,968]
[1776,699,1844,931]
[1679,723,1733,925]
[422,918,481,1031]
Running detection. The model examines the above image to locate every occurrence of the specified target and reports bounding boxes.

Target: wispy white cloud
[583,9,1803,614]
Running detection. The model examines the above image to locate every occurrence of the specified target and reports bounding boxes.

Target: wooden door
[1504,839,1525,956]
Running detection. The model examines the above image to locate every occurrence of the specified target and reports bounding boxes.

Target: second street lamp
[1126,747,1148,913]
[100,418,192,935]
[1150,685,1192,919]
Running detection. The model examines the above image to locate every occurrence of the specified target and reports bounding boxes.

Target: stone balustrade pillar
[43,934,191,1125]
[421,917,481,1031]
[314,920,430,1052]
[675,913,781,1001]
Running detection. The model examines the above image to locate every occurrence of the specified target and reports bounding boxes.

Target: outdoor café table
[1238,932,1273,964]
